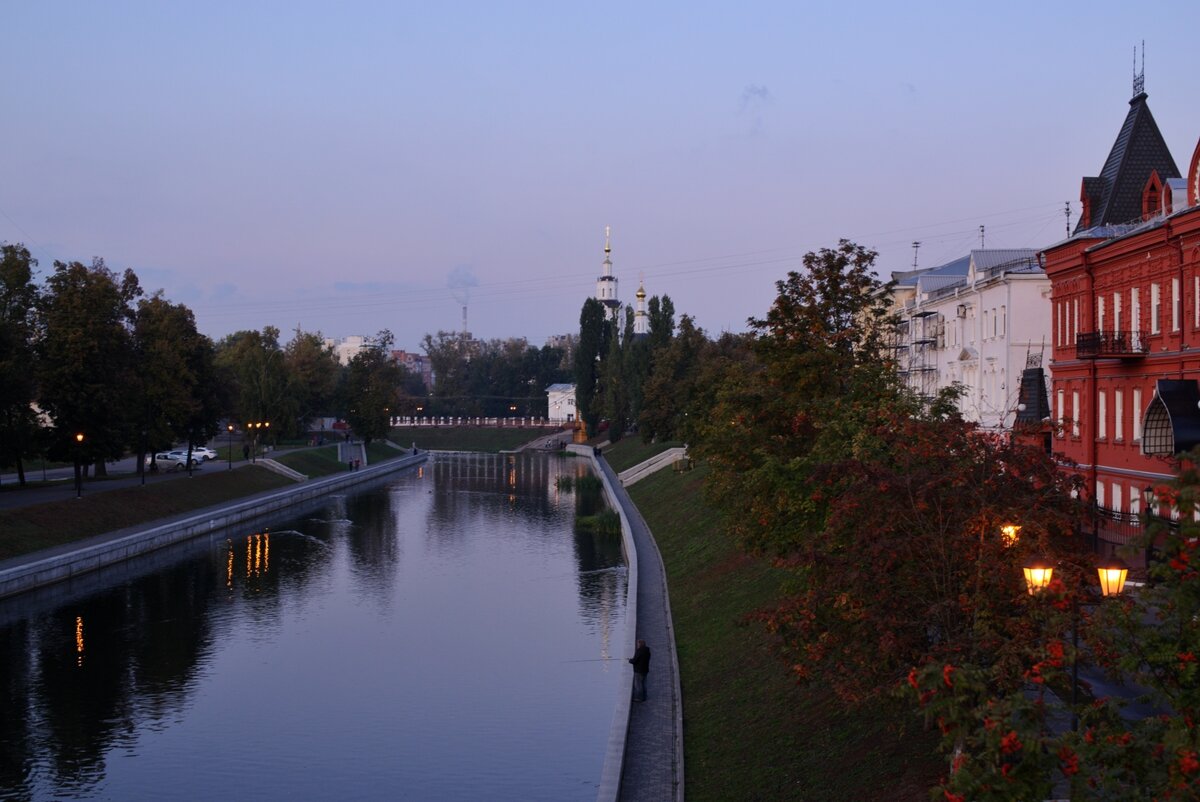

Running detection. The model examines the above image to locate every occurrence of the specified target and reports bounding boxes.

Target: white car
[149,452,200,471]
[191,446,219,461]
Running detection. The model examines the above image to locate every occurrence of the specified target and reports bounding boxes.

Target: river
[0,452,628,801]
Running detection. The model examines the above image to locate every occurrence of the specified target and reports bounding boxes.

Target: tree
[284,329,341,432]
[132,294,222,472]
[36,258,141,475]
[638,314,709,442]
[602,310,630,442]
[695,240,902,551]
[340,330,402,444]
[574,298,610,437]
[0,244,40,485]
[215,327,295,438]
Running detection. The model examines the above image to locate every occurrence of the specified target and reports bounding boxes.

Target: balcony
[1075,330,1149,359]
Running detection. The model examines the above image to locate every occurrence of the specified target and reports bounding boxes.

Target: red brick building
[1043,86,1200,556]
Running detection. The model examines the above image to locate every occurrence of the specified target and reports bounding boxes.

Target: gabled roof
[970,249,1039,273]
[1076,92,1180,233]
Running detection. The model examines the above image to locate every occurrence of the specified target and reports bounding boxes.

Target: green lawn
[391,425,563,452]
[272,445,346,477]
[600,436,685,473]
[628,465,942,801]
[0,468,293,561]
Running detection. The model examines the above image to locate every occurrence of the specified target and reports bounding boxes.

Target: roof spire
[1132,40,1145,98]
[604,225,611,255]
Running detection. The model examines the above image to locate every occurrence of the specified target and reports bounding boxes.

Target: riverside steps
[575,444,683,802]
[0,452,426,600]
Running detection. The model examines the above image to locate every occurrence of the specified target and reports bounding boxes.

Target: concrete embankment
[569,444,683,802]
[0,453,426,601]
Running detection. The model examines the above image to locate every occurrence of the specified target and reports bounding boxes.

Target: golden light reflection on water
[228,532,272,590]
[226,539,234,590]
[75,615,84,668]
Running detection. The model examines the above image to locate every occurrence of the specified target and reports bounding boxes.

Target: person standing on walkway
[629,639,651,702]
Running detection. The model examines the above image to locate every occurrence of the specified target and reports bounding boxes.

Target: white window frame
[1133,387,1143,441]
[1096,480,1105,508]
[1098,390,1107,440]
[1098,296,1106,333]
[1152,283,1161,334]
[1113,292,1122,333]
[1173,277,1181,331]
[1112,482,1122,513]
[1072,390,1080,437]
[1057,388,1066,436]
[1115,388,1124,441]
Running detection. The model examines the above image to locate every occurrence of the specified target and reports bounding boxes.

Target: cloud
[739,84,772,112]
[447,264,478,305]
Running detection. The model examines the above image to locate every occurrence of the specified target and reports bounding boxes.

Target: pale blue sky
[3,2,1198,349]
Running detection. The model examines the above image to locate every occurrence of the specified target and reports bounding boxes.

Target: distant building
[595,226,620,321]
[632,282,649,338]
[887,249,1051,430]
[391,350,433,390]
[323,335,377,365]
[546,383,576,423]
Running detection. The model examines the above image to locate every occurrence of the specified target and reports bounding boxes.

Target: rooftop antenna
[979,225,985,248]
[1065,201,1071,237]
[911,241,921,269]
[1133,41,1145,97]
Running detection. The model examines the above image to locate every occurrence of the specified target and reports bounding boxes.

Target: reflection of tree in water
[0,556,220,798]
[0,524,333,799]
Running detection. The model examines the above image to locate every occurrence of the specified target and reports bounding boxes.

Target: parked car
[191,446,219,461]
[148,452,200,471]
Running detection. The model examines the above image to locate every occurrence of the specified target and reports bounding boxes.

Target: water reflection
[0,452,626,801]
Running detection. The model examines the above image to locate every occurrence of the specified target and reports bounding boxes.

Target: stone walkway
[594,456,684,802]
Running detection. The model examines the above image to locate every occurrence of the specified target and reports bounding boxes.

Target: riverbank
[624,460,943,801]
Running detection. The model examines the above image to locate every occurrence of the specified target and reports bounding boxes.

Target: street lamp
[1000,524,1022,548]
[74,432,84,498]
[1022,557,1055,595]
[227,424,235,470]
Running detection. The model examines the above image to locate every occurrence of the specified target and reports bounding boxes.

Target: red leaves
[999,730,1023,755]
[1179,750,1200,776]
[942,663,956,688]
[1058,745,1080,776]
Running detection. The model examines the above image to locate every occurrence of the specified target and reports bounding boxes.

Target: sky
[3,2,1200,352]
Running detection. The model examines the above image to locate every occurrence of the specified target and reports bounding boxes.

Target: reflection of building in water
[75,615,85,668]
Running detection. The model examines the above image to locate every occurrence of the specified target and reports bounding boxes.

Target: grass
[0,468,293,561]
[272,445,346,477]
[391,425,563,452]
[628,465,943,801]
[601,436,685,473]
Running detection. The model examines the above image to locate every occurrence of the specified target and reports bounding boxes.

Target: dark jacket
[629,644,651,675]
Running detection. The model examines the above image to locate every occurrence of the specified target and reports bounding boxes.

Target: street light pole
[74,432,84,498]
[227,424,235,470]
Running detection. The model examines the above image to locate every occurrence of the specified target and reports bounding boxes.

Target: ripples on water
[0,453,627,801]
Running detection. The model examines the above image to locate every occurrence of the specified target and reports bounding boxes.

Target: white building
[595,226,620,321]
[322,336,375,365]
[546,383,577,423]
[888,249,1052,430]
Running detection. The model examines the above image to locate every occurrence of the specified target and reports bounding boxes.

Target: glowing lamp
[1022,558,1054,595]
[1096,558,1129,597]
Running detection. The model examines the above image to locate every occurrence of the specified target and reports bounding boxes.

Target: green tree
[340,330,402,444]
[574,298,610,437]
[602,310,630,442]
[638,314,708,442]
[284,329,342,432]
[36,258,141,475]
[132,294,221,472]
[215,327,295,439]
[0,244,40,485]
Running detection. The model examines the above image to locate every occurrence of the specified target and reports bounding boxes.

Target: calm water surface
[0,453,627,801]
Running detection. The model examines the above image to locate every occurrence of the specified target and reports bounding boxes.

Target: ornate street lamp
[1097,556,1129,598]
[227,423,235,470]
[1022,557,1055,595]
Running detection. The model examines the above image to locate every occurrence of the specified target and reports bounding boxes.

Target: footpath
[588,450,684,802]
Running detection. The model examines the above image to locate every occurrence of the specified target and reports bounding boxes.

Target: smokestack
[462,304,468,334]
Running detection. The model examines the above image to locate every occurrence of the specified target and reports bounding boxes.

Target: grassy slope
[391,425,562,452]
[627,465,942,801]
[0,468,293,561]
[601,437,685,473]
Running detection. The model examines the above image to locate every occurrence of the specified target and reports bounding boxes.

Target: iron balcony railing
[1075,330,1149,359]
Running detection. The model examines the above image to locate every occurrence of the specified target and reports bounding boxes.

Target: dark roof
[1076,92,1180,234]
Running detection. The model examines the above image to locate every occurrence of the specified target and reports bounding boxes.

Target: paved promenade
[594,456,684,802]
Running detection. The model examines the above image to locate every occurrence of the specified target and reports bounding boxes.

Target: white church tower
[595,226,620,321]
[633,281,649,338]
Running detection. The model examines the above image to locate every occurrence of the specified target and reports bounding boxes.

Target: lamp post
[1142,484,1156,571]
[227,424,235,470]
[1023,555,1128,730]
[74,432,84,498]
